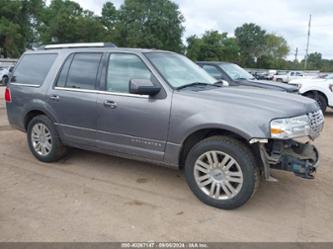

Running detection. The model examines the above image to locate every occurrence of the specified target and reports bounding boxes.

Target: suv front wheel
[27,115,68,162]
[184,136,259,210]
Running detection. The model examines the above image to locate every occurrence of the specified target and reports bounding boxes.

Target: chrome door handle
[50,95,60,101]
[104,100,117,109]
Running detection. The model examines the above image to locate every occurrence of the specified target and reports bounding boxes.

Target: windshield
[144,52,216,89]
[220,63,255,80]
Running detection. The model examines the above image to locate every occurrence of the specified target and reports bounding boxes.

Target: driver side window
[202,65,223,79]
[107,53,153,93]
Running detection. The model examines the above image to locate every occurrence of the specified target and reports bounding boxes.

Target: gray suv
[5,43,324,209]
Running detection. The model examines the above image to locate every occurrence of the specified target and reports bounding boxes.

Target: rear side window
[56,53,102,90]
[12,53,57,85]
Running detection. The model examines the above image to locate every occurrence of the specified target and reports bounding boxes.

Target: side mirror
[129,79,161,96]
[221,80,229,87]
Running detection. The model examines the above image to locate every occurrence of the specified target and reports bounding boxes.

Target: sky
[73,0,333,60]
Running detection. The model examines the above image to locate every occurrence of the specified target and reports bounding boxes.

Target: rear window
[56,52,102,90]
[12,53,57,85]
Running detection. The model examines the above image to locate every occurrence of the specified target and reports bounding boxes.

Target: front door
[96,53,171,161]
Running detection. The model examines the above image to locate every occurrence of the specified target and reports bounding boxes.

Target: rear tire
[184,136,259,210]
[304,92,327,113]
[27,115,68,162]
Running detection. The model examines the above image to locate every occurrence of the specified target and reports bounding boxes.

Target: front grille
[308,110,324,139]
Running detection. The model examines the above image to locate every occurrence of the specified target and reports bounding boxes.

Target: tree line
[1,0,332,72]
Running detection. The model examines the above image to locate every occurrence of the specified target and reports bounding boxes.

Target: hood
[179,86,319,118]
[234,79,298,93]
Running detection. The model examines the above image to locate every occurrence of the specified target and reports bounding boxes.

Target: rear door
[47,52,103,146]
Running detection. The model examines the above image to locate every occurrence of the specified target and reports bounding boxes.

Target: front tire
[184,136,259,210]
[27,115,68,162]
[304,92,327,113]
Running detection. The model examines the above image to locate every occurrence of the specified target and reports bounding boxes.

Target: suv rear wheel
[27,115,68,162]
[184,136,259,210]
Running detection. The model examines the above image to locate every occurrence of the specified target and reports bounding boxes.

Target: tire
[184,136,259,210]
[304,92,327,113]
[27,115,68,162]
[1,76,8,85]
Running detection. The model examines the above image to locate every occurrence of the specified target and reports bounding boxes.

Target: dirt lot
[0,86,332,242]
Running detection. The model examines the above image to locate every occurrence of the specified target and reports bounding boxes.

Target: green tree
[257,34,289,68]
[0,0,44,57]
[186,35,202,60]
[38,0,112,44]
[235,23,266,67]
[186,31,239,62]
[306,52,322,70]
[101,2,118,31]
[116,0,185,52]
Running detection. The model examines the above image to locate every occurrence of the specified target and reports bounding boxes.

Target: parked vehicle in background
[0,66,14,85]
[197,61,298,93]
[289,73,333,113]
[273,71,318,83]
[5,43,324,209]
[253,70,277,81]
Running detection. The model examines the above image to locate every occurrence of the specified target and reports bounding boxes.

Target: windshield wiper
[176,82,219,90]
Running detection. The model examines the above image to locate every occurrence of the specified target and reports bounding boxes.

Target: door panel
[47,52,102,146]
[47,89,98,145]
[96,94,171,160]
[96,53,171,160]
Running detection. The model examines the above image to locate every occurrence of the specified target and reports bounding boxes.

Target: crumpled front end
[259,140,319,180]
[252,109,324,181]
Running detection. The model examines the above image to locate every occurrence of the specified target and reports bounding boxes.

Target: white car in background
[274,71,318,83]
[0,66,13,85]
[289,74,333,113]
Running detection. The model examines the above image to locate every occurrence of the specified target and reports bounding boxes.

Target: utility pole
[294,47,298,61]
[304,14,312,69]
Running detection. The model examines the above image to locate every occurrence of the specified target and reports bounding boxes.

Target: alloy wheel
[194,150,243,200]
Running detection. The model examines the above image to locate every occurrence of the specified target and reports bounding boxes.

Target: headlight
[271,115,311,139]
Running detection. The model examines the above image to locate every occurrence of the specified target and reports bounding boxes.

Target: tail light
[5,87,11,103]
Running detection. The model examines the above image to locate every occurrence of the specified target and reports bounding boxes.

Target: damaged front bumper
[258,139,319,180]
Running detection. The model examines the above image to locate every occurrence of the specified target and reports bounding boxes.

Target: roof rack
[42,42,117,50]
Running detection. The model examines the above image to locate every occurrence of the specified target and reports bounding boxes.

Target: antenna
[304,14,312,69]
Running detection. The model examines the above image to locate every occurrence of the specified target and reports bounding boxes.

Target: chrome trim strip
[45,43,107,49]
[10,82,40,88]
[54,87,149,98]
[54,123,96,132]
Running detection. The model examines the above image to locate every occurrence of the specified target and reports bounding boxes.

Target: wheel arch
[303,90,328,106]
[178,127,260,170]
[23,108,57,131]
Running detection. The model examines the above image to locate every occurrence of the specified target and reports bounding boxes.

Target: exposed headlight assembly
[271,115,311,139]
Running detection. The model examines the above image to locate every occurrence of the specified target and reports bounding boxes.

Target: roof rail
[42,42,117,50]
